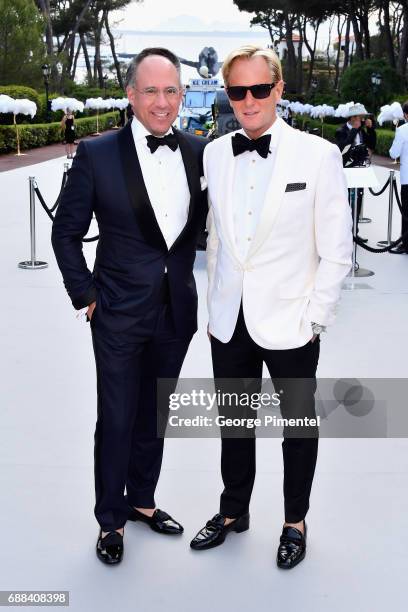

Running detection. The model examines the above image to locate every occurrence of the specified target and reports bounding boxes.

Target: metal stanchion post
[343,188,359,290]
[387,173,395,242]
[351,187,358,281]
[377,169,395,247]
[18,176,48,270]
[349,186,374,279]
[359,190,372,223]
[343,165,378,289]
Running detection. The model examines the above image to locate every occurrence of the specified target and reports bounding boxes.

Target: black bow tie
[232,133,271,159]
[146,133,178,153]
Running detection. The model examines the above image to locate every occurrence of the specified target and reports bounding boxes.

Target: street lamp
[371,72,382,114]
[41,64,51,122]
[103,74,108,99]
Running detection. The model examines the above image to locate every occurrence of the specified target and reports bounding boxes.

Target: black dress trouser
[210,305,320,524]
[348,187,363,235]
[401,185,408,251]
[90,295,191,532]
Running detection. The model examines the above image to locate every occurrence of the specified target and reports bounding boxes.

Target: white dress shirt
[390,121,408,185]
[346,122,363,145]
[130,117,190,248]
[232,118,282,261]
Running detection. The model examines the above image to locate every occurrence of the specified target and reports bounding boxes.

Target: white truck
[178,78,220,136]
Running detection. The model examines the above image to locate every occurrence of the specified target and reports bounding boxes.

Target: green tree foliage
[34,1,140,90]
[339,59,404,112]
[234,1,339,92]
[0,84,41,106]
[0,0,46,87]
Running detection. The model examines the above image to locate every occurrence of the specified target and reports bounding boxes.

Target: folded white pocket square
[200,176,208,191]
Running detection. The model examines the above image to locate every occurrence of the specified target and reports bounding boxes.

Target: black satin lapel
[170,129,201,252]
[174,128,200,199]
[118,122,168,252]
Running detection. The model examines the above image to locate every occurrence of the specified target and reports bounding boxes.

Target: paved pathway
[0,157,407,612]
[0,130,118,172]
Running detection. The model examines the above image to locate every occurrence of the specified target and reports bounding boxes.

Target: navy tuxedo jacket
[51,122,208,337]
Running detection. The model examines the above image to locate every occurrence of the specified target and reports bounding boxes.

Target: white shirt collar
[131,116,173,145]
[238,115,283,145]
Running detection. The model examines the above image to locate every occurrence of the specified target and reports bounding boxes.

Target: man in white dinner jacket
[190,45,353,569]
[389,100,408,254]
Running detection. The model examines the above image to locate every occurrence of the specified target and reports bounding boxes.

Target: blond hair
[222,44,282,86]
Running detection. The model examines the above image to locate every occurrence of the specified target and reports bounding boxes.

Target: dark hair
[403,101,408,116]
[125,47,181,88]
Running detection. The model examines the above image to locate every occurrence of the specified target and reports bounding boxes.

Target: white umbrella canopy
[12,98,37,118]
[288,101,306,115]
[84,97,116,135]
[303,103,315,115]
[0,96,37,118]
[85,97,107,110]
[0,96,37,155]
[51,97,84,113]
[377,102,404,126]
[103,97,116,110]
[0,94,16,114]
[111,98,129,110]
[310,104,335,119]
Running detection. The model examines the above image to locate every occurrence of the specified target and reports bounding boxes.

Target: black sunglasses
[226,83,276,101]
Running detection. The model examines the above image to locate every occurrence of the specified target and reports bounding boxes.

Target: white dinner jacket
[205,117,353,350]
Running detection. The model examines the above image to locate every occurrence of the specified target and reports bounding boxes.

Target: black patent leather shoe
[127,504,183,535]
[393,245,408,254]
[190,512,250,551]
[96,530,124,565]
[276,522,307,569]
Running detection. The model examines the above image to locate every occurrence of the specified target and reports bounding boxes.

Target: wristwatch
[311,322,326,335]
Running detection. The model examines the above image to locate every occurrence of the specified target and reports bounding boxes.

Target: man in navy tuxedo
[52,48,207,565]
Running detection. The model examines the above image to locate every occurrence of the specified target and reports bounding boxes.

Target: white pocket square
[200,176,208,191]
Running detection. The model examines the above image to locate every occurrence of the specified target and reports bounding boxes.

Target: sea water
[76,30,270,84]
